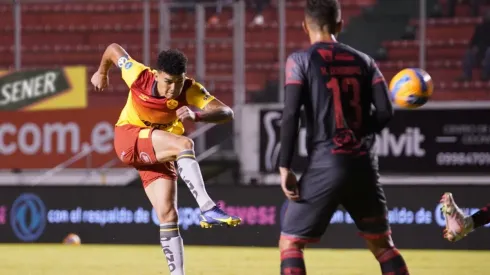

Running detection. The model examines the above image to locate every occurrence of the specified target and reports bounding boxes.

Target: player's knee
[279,236,305,251]
[177,137,194,152]
[365,235,394,256]
[156,205,178,224]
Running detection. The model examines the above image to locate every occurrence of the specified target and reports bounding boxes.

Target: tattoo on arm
[197,99,234,123]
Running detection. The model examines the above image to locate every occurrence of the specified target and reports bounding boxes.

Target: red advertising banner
[0,108,123,169]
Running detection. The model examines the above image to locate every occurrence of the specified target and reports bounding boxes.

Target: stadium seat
[383,39,469,61]
[411,17,482,41]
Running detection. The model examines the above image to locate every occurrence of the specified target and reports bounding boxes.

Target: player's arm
[369,60,394,133]
[278,54,304,173]
[185,82,234,123]
[92,43,149,91]
[96,43,130,76]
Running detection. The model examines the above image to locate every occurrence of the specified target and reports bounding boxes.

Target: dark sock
[376,248,409,275]
[471,204,490,229]
[280,248,306,275]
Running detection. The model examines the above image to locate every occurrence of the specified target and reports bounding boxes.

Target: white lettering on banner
[0,121,113,155]
[47,203,278,230]
[374,128,425,157]
[443,124,489,135]
[436,152,490,166]
[329,204,490,228]
[0,72,58,106]
[47,207,150,226]
[462,135,490,145]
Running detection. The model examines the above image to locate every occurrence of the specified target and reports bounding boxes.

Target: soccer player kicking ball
[277,1,410,274]
[91,43,241,275]
[441,192,490,241]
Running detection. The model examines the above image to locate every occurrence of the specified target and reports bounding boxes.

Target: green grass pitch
[1,244,489,274]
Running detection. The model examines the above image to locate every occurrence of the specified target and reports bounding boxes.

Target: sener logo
[0,121,113,156]
[0,69,70,111]
[375,127,426,157]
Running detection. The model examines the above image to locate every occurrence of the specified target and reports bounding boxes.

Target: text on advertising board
[259,108,490,174]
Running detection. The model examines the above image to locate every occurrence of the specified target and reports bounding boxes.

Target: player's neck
[309,33,338,45]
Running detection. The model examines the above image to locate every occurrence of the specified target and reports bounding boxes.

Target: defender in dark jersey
[278,1,410,274]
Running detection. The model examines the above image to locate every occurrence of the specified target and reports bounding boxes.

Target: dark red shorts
[114,124,177,188]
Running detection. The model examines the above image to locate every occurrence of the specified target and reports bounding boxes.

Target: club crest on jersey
[166,99,179,109]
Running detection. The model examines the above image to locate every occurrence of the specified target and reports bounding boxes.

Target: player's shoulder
[287,49,309,72]
[287,49,309,63]
[182,77,209,96]
[335,43,375,66]
[183,77,201,93]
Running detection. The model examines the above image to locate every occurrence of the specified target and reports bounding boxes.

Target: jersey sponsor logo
[166,99,179,110]
[139,94,149,101]
[142,120,174,131]
[124,62,133,70]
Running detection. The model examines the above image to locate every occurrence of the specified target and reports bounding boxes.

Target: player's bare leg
[439,192,486,241]
[145,178,184,275]
[278,237,306,275]
[152,129,241,228]
[365,236,409,275]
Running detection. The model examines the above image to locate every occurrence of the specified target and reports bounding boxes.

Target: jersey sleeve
[369,59,394,133]
[185,82,215,109]
[120,58,150,88]
[285,52,306,86]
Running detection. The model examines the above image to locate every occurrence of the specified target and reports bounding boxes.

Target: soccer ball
[389,68,433,109]
[63,233,81,245]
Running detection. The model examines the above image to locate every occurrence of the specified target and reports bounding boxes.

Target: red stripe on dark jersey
[372,77,385,85]
[285,56,303,85]
[286,81,303,85]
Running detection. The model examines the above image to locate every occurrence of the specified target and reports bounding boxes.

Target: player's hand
[91,70,109,92]
[176,106,196,122]
[279,168,300,201]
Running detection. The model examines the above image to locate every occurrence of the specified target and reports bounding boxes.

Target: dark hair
[305,0,341,32]
[157,49,188,75]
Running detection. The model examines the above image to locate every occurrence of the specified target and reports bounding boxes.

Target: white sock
[160,223,185,275]
[176,150,216,212]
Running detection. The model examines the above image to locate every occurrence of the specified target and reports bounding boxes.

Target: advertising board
[0,108,122,169]
[1,185,489,249]
[255,106,490,174]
